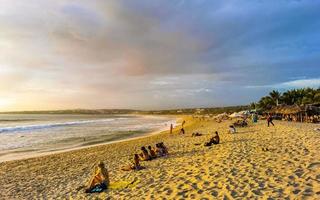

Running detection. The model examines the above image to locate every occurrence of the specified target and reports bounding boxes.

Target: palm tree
[295,88,306,105]
[258,96,275,111]
[281,90,295,105]
[301,87,316,105]
[314,93,320,103]
[259,88,320,109]
[250,102,256,110]
[269,90,281,106]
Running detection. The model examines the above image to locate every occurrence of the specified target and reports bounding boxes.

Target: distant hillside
[0,109,137,115]
[0,105,250,115]
[140,105,250,115]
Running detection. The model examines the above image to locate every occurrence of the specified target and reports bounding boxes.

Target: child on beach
[85,161,110,193]
[148,145,157,159]
[121,154,143,171]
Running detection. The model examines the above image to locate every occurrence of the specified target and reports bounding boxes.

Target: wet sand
[0,117,319,199]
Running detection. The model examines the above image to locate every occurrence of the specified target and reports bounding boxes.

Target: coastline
[0,115,182,163]
[1,117,319,199]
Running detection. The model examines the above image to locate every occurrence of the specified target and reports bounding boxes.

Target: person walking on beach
[267,114,274,127]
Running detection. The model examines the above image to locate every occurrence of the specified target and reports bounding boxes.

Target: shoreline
[0,115,182,163]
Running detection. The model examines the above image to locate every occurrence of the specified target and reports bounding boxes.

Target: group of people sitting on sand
[121,142,169,171]
[233,120,248,127]
[85,142,169,193]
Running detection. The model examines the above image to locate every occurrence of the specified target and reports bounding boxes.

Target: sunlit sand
[0,117,319,199]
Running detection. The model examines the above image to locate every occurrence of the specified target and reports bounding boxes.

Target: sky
[0,0,319,111]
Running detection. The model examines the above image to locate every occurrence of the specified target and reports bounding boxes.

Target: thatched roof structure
[305,105,320,114]
[268,104,305,115]
[213,112,229,120]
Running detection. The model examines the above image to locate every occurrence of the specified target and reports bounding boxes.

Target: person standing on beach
[267,114,275,127]
[170,124,173,134]
[252,113,258,123]
[182,120,186,127]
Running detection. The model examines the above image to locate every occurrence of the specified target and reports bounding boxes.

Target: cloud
[0,0,319,110]
[246,78,320,89]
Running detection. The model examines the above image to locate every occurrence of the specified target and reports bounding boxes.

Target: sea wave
[0,118,118,133]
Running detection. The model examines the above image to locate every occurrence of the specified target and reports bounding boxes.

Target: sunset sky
[0,0,319,111]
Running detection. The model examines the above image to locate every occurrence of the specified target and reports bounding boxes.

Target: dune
[0,116,319,199]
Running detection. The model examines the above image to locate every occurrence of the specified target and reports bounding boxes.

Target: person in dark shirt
[267,114,275,127]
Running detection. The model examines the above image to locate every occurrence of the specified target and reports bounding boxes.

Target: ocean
[0,114,176,162]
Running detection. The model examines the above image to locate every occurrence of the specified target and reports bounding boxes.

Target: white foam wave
[0,118,117,133]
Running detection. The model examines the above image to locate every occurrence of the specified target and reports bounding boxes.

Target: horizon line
[0,105,250,113]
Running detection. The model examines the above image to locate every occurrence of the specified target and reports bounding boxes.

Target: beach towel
[81,179,140,193]
[85,182,107,193]
[109,179,140,190]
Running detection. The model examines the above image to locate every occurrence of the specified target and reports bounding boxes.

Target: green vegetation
[0,106,250,115]
[254,88,320,111]
[140,105,250,115]
[2,88,319,115]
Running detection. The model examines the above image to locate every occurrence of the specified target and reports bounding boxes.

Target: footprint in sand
[294,168,304,178]
[307,162,320,170]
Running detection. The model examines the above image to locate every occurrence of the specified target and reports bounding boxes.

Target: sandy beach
[0,116,320,199]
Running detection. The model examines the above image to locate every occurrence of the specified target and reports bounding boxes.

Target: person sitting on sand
[85,161,110,193]
[121,154,143,171]
[160,142,169,155]
[148,145,157,159]
[155,143,165,157]
[139,146,151,161]
[204,131,220,146]
[229,125,236,134]
[180,128,185,134]
[211,131,220,144]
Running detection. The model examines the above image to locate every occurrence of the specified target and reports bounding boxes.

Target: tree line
[251,88,320,111]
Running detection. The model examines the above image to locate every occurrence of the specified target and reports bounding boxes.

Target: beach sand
[0,116,320,199]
